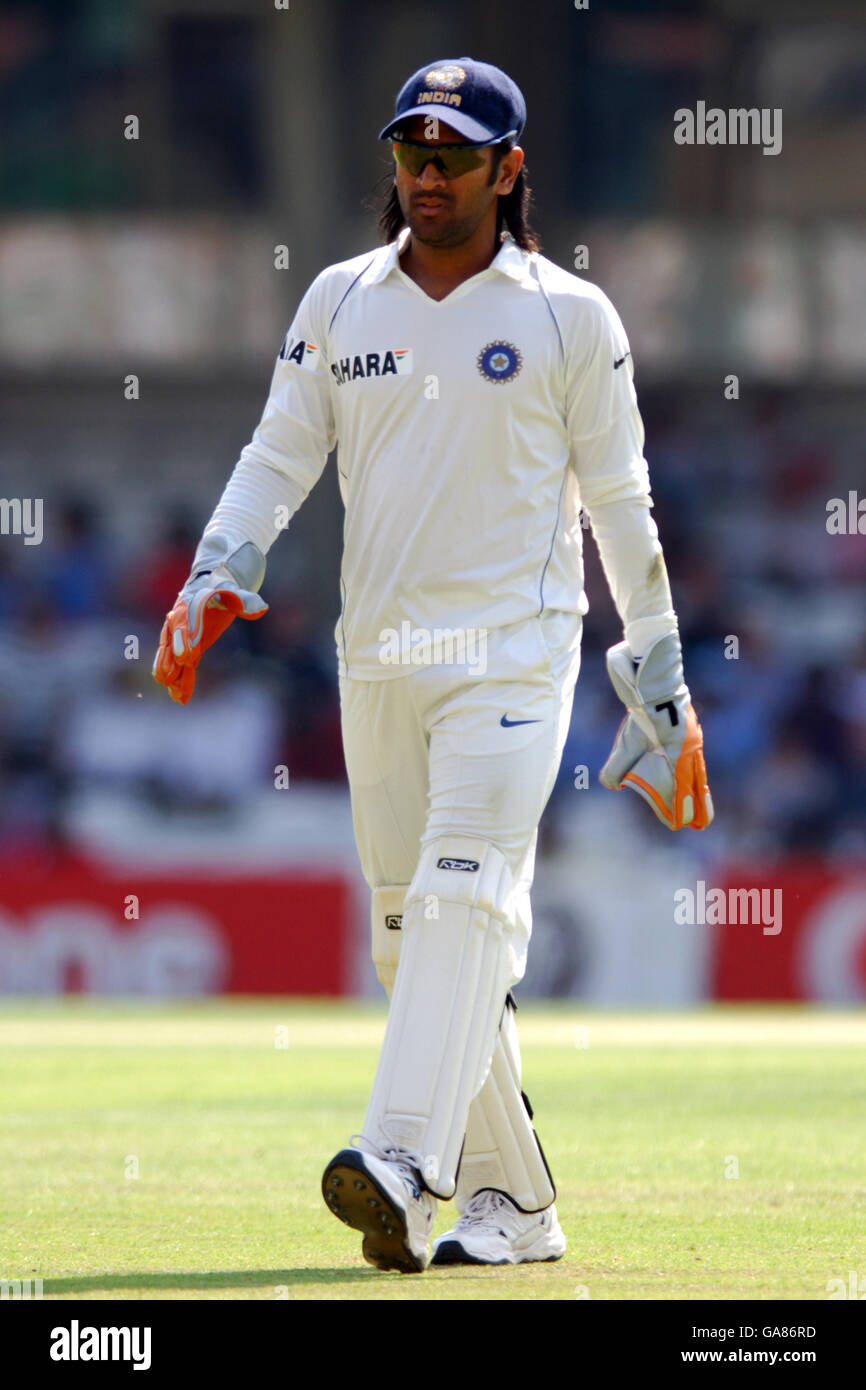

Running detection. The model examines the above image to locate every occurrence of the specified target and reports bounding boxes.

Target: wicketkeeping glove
[152,539,268,706]
[599,631,713,830]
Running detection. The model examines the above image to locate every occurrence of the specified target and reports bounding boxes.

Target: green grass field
[1,1001,865,1301]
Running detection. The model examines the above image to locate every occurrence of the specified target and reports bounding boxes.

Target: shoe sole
[322,1149,426,1274]
[431,1236,567,1267]
[432,1239,510,1266]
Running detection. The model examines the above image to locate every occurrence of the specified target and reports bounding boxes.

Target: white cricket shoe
[322,1142,436,1274]
[431,1189,567,1266]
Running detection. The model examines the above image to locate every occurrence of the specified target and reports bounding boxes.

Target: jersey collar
[364,227,534,287]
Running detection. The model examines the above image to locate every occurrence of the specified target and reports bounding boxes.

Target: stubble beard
[399,188,494,249]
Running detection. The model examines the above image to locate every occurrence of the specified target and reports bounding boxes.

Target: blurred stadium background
[1,0,864,1006]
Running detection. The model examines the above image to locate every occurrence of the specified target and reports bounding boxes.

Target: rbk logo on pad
[437,858,480,872]
[385,914,403,930]
[278,335,320,370]
[330,348,414,386]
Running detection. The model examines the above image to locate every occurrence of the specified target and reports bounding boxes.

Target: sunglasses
[391,138,493,179]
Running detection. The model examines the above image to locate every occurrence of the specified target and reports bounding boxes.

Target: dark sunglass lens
[392,142,487,179]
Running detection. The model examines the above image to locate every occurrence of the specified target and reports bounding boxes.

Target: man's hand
[599,632,713,830]
[153,548,268,706]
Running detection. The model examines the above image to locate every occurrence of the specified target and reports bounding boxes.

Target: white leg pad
[454,998,555,1213]
[372,887,556,1211]
[371,885,408,998]
[361,837,517,1200]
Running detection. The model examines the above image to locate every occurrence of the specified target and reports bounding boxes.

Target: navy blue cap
[378,57,526,146]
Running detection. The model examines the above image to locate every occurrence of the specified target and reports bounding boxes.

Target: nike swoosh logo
[614,352,631,369]
[500,715,542,728]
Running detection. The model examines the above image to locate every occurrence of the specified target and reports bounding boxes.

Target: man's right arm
[197,272,337,564]
[152,273,336,703]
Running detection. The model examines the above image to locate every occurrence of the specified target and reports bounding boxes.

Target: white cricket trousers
[340,608,582,988]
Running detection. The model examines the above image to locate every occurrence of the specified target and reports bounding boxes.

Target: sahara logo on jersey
[330,348,414,386]
[278,335,320,371]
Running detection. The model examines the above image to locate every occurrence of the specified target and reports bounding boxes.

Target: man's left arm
[566,292,713,830]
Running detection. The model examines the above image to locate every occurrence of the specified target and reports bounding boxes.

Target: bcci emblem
[477,341,522,384]
[425,64,466,90]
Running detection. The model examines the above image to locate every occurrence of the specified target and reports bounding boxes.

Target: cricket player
[153,58,713,1275]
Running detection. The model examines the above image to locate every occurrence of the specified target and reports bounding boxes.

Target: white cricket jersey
[200,228,677,678]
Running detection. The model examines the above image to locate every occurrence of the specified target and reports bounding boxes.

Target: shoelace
[455,1189,518,1234]
[348,1134,425,1200]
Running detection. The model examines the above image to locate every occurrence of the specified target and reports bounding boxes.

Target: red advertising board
[0,852,353,996]
[711,862,866,1001]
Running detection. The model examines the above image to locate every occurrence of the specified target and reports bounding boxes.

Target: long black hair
[376,139,541,252]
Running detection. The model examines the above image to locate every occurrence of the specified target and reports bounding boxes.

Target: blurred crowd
[0,388,863,862]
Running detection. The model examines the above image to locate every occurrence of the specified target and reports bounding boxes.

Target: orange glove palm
[153,570,268,705]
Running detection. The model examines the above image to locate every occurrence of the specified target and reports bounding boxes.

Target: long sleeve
[198,273,336,561]
[565,290,678,657]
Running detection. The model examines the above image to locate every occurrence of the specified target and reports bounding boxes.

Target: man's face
[392,116,521,248]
